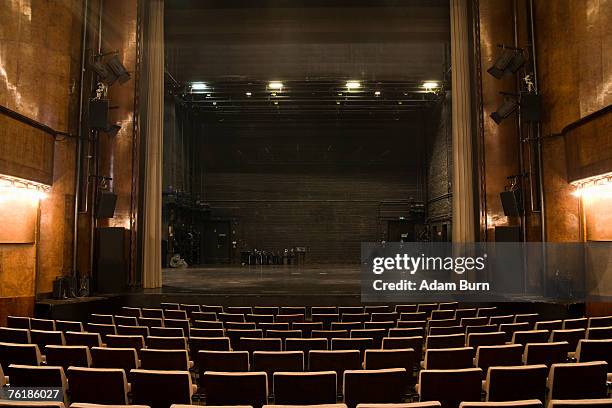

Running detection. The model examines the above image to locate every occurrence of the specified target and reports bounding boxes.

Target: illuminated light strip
[0,173,51,201]
[570,172,612,198]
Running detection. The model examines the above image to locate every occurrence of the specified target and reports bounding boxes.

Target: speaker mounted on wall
[96,192,117,219]
[500,189,523,217]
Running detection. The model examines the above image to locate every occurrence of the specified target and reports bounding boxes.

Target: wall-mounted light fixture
[571,172,612,198]
[0,174,50,202]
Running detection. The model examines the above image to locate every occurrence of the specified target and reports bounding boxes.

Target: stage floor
[162,264,361,295]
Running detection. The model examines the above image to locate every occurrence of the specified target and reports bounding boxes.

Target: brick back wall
[202,122,425,263]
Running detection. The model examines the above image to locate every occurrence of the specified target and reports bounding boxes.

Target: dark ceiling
[164,0,450,121]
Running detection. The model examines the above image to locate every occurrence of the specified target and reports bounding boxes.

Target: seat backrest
[254,306,280,315]
[141,308,164,318]
[265,330,302,343]
[512,330,550,345]
[192,320,223,329]
[562,318,588,330]
[44,345,91,369]
[55,320,84,332]
[332,322,364,332]
[189,336,231,354]
[342,313,370,323]
[246,314,275,324]
[417,304,438,316]
[331,337,374,359]
[7,364,67,403]
[550,329,586,351]
[548,361,609,400]
[370,312,398,322]
[116,325,150,337]
[394,304,418,314]
[7,316,31,329]
[292,322,324,338]
[485,364,548,402]
[280,306,306,316]
[467,332,506,350]
[226,306,253,315]
[273,371,337,405]
[339,307,364,316]
[189,328,224,338]
[455,309,478,320]
[343,368,407,408]
[89,314,114,325]
[0,327,30,343]
[105,334,146,352]
[423,347,474,370]
[164,310,188,320]
[259,323,290,332]
[429,319,459,329]
[252,351,304,390]
[364,321,395,330]
[86,323,117,337]
[91,347,138,371]
[225,322,258,330]
[588,316,612,328]
[65,331,103,348]
[67,367,128,405]
[30,318,56,331]
[514,314,539,328]
[113,315,139,327]
[146,336,187,350]
[30,330,65,349]
[201,305,224,314]
[431,310,456,321]
[586,326,612,340]
[576,339,612,364]
[191,312,218,322]
[351,329,387,348]
[203,371,268,408]
[382,336,423,352]
[312,314,341,330]
[309,350,362,387]
[476,307,498,318]
[120,306,142,317]
[149,326,185,338]
[197,350,249,378]
[418,368,483,408]
[425,333,465,350]
[311,306,337,315]
[534,320,563,331]
[275,314,305,324]
[286,338,328,353]
[163,319,190,333]
[138,317,164,328]
[465,325,499,335]
[218,313,247,323]
[161,302,181,310]
[524,342,569,366]
[475,344,523,374]
[489,315,515,326]
[140,348,191,370]
[0,342,42,366]
[227,329,263,349]
[131,369,193,408]
[365,306,391,314]
[429,326,464,336]
[312,330,349,342]
[389,327,425,338]
[364,348,417,379]
[499,323,530,342]
[460,317,489,327]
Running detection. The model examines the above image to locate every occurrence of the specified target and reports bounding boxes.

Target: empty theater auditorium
[1,1,612,408]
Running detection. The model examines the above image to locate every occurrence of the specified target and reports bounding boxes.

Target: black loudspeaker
[95,227,127,293]
[495,225,521,242]
[521,94,541,122]
[89,99,109,130]
[96,192,117,219]
[500,190,522,216]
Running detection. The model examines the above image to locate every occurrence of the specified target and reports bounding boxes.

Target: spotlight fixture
[268,81,284,90]
[0,174,50,201]
[374,91,381,97]
[490,94,519,124]
[89,53,130,86]
[245,92,252,97]
[571,172,612,198]
[487,48,526,79]
[191,82,208,91]
[422,81,439,92]
[346,81,361,90]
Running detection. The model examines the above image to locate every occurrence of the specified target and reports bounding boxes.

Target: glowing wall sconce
[571,172,612,198]
[0,174,50,202]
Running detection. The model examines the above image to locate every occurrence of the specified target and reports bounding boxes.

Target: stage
[161,264,361,295]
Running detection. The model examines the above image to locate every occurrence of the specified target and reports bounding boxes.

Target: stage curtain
[450,0,476,242]
[142,0,164,288]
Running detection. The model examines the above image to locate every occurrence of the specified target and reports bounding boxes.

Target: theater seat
[0,327,30,344]
[418,368,483,408]
[67,367,129,405]
[547,361,608,400]
[0,342,43,367]
[422,347,473,370]
[309,350,361,391]
[357,404,442,408]
[252,351,304,392]
[131,369,195,408]
[343,368,408,408]
[203,371,268,408]
[7,364,68,403]
[140,349,192,370]
[90,347,139,371]
[44,345,91,370]
[65,331,103,348]
[484,365,548,402]
[273,371,337,405]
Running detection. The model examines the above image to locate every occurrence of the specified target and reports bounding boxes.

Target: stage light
[0,174,50,202]
[490,95,519,124]
[106,54,130,84]
[422,81,439,92]
[191,82,207,91]
[374,91,381,97]
[268,81,283,90]
[89,54,130,86]
[346,81,361,90]
[245,92,252,97]
[487,48,526,79]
